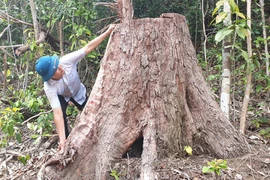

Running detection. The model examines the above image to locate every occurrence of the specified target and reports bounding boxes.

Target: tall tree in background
[220,0,232,119]
[259,0,269,78]
[240,0,252,134]
[44,1,248,179]
[29,0,39,40]
[201,0,209,76]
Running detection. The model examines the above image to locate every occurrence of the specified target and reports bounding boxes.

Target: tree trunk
[220,0,232,119]
[201,0,209,76]
[259,0,269,77]
[3,52,7,96]
[240,0,252,134]
[29,0,39,40]
[117,0,133,23]
[45,13,248,180]
[58,20,64,56]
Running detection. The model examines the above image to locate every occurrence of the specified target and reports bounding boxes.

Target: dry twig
[22,109,53,125]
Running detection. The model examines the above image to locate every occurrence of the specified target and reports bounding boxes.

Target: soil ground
[0,102,269,180]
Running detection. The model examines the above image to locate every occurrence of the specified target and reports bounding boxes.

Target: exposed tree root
[37,144,77,180]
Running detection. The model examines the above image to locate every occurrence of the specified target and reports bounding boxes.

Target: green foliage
[0,0,105,148]
[110,170,120,180]
[254,71,270,93]
[0,107,23,145]
[259,128,270,139]
[202,159,228,176]
[212,0,246,23]
[27,113,53,144]
[66,106,78,119]
[251,115,270,139]
[0,78,53,147]
[251,117,269,128]
[212,0,248,44]
[18,154,30,165]
[69,24,92,51]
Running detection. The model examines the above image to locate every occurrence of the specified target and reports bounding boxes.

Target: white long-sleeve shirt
[44,48,87,109]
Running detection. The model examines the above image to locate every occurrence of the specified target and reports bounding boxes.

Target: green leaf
[241,50,249,63]
[256,85,263,93]
[15,133,22,143]
[19,74,24,79]
[184,146,193,155]
[219,163,228,169]
[6,69,11,77]
[253,58,261,68]
[215,28,234,43]
[8,125,14,136]
[12,108,20,112]
[216,168,221,175]
[259,129,270,136]
[216,12,227,24]
[30,43,35,50]
[202,166,210,173]
[213,0,226,16]
[28,99,34,108]
[236,28,247,39]
[31,134,39,139]
[212,7,219,16]
[235,11,246,19]
[18,154,30,165]
[229,0,239,13]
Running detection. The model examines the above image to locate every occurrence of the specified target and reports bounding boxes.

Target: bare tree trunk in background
[3,53,7,96]
[201,0,209,77]
[29,0,39,40]
[45,13,249,180]
[259,0,269,77]
[220,0,232,119]
[240,0,252,134]
[58,20,64,56]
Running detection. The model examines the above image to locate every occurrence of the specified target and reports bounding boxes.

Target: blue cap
[35,55,59,81]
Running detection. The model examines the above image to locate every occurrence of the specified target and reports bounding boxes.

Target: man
[35,24,115,151]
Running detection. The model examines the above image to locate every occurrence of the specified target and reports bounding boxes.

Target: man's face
[52,65,65,80]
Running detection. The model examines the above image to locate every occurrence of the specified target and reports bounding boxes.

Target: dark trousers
[58,95,88,138]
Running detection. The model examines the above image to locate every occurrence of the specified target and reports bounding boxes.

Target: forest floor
[0,99,269,180]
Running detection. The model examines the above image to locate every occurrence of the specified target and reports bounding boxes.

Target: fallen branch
[172,168,191,180]
[41,134,59,149]
[0,44,25,48]
[0,155,13,169]
[0,47,15,59]
[0,150,24,157]
[0,11,33,26]
[0,25,10,38]
[22,109,53,125]
[15,31,47,56]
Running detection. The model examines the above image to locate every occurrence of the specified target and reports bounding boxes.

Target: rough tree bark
[45,13,249,180]
[29,0,39,40]
[220,0,232,119]
[240,0,252,134]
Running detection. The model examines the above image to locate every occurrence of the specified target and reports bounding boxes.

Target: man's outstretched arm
[83,24,115,55]
[53,106,66,151]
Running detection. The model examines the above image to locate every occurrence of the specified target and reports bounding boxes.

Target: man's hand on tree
[58,140,66,154]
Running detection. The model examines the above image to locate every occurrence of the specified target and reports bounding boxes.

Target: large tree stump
[45,13,248,180]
